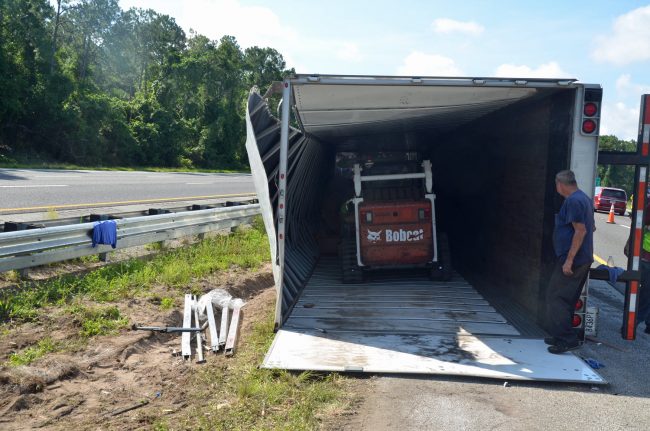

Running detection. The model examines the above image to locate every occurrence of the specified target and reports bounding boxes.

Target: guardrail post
[98,252,108,262]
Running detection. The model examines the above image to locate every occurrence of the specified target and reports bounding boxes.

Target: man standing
[545,170,594,354]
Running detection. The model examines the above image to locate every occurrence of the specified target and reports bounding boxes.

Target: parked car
[594,187,627,215]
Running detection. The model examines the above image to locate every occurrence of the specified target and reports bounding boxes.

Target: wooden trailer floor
[263,258,605,383]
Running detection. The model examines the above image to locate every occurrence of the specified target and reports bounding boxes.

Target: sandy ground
[0,266,276,430]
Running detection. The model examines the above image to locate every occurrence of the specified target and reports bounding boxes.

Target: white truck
[245,75,648,383]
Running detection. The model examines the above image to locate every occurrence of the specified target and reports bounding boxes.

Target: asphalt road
[593,209,631,269]
[0,169,255,214]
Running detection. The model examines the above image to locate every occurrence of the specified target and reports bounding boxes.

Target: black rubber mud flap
[430,232,452,281]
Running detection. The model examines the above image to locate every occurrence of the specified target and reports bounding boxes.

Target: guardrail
[0,204,261,273]
[0,195,258,232]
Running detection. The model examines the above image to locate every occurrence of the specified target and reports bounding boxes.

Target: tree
[243,46,286,90]
[65,0,119,82]
[598,135,637,195]
[0,0,294,169]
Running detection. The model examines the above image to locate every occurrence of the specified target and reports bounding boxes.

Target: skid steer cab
[339,158,452,283]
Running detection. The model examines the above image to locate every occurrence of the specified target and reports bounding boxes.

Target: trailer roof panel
[292,83,538,140]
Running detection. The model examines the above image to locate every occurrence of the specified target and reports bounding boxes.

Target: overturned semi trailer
[245,75,605,383]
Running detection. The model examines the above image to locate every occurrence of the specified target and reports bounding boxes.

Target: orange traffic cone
[606,203,616,224]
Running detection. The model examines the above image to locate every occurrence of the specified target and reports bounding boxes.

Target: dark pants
[545,261,591,344]
[637,260,650,327]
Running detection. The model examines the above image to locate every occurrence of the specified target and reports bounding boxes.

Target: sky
[118,0,650,140]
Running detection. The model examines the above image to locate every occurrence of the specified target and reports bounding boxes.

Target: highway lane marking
[593,254,608,265]
[0,192,257,213]
[0,184,69,188]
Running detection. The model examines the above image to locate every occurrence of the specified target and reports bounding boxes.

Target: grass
[0,160,248,174]
[46,208,60,220]
[7,337,61,366]
[0,218,270,323]
[160,308,352,431]
[1,216,352,427]
[159,297,175,310]
[68,304,129,337]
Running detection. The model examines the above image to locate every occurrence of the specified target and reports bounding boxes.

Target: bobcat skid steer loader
[339,156,452,283]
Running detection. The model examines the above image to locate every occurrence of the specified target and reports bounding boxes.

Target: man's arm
[563,222,587,276]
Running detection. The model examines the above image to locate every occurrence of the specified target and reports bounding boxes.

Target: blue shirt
[553,189,594,266]
[92,220,118,249]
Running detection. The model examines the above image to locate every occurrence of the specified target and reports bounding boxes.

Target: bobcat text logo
[366,229,382,242]
[386,228,424,242]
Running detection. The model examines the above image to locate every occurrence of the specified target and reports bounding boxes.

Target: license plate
[584,306,598,336]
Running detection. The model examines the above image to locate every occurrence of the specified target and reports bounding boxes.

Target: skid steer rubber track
[340,239,364,284]
[430,232,453,282]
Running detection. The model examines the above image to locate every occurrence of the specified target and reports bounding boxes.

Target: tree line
[597,135,637,196]
[0,0,292,169]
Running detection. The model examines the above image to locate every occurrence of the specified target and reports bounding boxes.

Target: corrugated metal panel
[293,84,537,140]
[246,91,329,324]
[283,258,520,336]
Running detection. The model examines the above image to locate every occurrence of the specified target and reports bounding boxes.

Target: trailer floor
[263,258,604,383]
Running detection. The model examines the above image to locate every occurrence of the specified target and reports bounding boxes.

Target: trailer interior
[246,76,604,383]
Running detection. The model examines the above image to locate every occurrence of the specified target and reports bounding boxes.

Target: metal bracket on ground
[225,305,242,356]
[181,294,193,359]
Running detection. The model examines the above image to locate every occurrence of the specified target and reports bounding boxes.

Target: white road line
[619,225,631,229]
[0,184,69,188]
[33,175,77,178]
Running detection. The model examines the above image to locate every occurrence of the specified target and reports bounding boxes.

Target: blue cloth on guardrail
[92,220,117,249]
[595,264,625,287]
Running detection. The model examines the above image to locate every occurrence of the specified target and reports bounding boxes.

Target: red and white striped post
[624,95,650,340]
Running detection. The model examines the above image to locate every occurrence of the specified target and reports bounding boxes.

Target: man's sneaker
[548,340,581,354]
[544,337,559,345]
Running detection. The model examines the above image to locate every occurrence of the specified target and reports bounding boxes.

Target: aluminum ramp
[263,258,605,384]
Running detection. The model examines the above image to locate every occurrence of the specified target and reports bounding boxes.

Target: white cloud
[493,62,572,78]
[592,5,650,65]
[119,0,299,65]
[615,74,650,98]
[336,42,363,62]
[432,18,484,35]
[397,51,464,76]
[600,102,640,141]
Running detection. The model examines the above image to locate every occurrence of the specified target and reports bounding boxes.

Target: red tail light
[575,299,584,310]
[582,119,597,134]
[583,102,598,117]
[572,315,582,327]
[580,88,602,136]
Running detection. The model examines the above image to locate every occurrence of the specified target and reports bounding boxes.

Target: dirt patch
[0,265,276,430]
